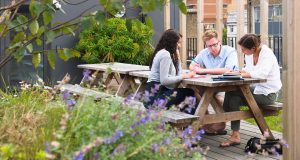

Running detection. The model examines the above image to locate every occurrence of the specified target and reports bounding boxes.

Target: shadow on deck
[200,121,282,160]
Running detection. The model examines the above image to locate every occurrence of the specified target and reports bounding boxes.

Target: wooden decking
[200,121,282,160]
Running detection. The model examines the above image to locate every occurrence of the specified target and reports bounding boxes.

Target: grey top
[147,49,183,89]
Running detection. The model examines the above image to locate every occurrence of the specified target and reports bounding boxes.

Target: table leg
[116,75,136,96]
[239,85,275,139]
[211,97,225,114]
[192,87,215,133]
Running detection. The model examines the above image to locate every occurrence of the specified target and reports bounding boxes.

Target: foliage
[76,18,153,65]
[0,0,187,69]
[241,106,283,132]
[246,111,283,132]
[0,0,81,69]
[222,27,227,44]
[0,85,204,159]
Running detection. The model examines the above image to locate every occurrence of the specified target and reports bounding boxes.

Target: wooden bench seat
[260,102,283,111]
[60,84,199,126]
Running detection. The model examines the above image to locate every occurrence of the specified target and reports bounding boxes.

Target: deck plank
[199,121,283,160]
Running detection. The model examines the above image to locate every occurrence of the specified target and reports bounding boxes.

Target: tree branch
[0,0,28,12]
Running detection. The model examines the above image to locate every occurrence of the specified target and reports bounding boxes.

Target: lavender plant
[0,84,204,159]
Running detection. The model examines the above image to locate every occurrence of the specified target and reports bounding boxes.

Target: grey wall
[148,2,180,47]
[47,0,101,85]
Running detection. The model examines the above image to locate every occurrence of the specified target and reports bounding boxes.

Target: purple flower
[74,152,84,160]
[154,84,160,91]
[103,138,111,144]
[123,94,134,105]
[153,99,167,109]
[45,142,50,153]
[164,137,171,145]
[151,143,159,152]
[93,153,100,160]
[134,92,142,100]
[184,139,192,148]
[182,126,193,138]
[67,99,76,106]
[62,90,70,101]
[113,144,126,155]
[82,69,92,82]
[111,130,124,143]
[198,129,205,135]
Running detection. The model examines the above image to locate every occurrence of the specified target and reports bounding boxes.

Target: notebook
[212,75,244,81]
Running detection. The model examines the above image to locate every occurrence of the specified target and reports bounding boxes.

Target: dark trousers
[144,81,196,114]
[223,90,277,131]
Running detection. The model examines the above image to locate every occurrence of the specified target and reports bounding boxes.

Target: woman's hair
[149,29,181,74]
[202,29,218,42]
[238,34,261,50]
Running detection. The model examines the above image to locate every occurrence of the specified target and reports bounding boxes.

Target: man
[189,29,239,109]
[189,29,239,74]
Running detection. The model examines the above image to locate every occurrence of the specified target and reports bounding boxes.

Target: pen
[232,65,236,71]
[191,58,199,64]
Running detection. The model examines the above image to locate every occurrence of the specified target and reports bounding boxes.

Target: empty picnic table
[77,63,149,96]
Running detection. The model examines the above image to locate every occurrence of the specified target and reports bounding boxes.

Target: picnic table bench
[60,83,199,127]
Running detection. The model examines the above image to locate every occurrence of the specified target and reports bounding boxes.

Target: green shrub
[76,18,154,65]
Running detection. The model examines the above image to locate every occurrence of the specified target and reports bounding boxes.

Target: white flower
[53,0,65,14]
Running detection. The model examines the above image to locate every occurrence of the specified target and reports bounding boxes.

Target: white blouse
[242,45,282,95]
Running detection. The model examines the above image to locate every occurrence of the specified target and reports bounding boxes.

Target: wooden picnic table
[77,63,149,96]
[128,70,276,139]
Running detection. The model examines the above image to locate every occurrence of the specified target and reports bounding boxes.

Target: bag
[244,137,282,155]
[202,122,227,135]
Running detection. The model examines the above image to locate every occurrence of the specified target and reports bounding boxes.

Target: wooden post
[247,0,253,33]
[236,0,245,69]
[164,0,171,30]
[197,0,204,52]
[216,0,223,42]
[260,0,269,45]
[179,0,187,69]
[283,0,300,159]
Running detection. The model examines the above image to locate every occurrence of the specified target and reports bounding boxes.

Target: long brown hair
[149,29,181,74]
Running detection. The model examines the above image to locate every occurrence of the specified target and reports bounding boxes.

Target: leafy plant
[0,84,204,159]
[76,18,154,65]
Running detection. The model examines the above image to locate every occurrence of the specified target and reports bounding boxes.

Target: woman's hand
[182,71,196,79]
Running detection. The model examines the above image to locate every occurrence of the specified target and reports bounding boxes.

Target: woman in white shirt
[220,34,282,147]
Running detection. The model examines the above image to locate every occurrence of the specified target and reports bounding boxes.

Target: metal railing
[186,36,283,66]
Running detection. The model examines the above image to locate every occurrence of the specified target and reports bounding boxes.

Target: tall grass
[0,88,66,158]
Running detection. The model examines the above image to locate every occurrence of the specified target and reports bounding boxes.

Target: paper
[193,75,206,78]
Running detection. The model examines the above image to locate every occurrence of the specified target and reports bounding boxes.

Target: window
[254,7,260,22]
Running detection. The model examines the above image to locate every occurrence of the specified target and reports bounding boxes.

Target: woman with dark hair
[144,29,196,113]
[220,33,282,147]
